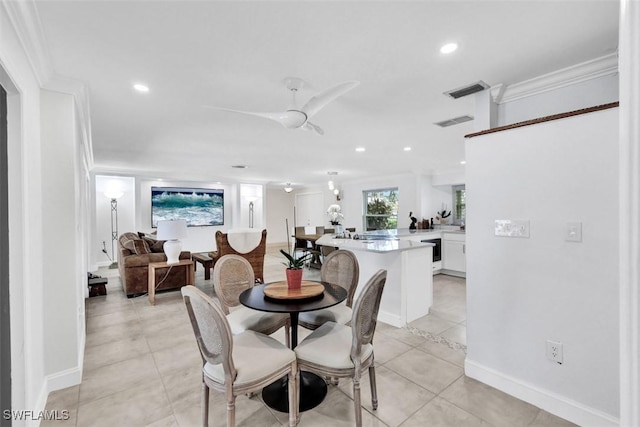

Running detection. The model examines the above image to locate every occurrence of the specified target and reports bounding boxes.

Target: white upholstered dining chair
[294,269,387,427]
[181,285,298,427]
[213,254,290,346]
[298,249,359,330]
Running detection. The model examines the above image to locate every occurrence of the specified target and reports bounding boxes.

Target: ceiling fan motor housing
[282,110,308,128]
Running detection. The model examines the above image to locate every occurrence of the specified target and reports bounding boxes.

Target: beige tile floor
[43,247,576,426]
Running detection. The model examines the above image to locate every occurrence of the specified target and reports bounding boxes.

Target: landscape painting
[151,187,224,227]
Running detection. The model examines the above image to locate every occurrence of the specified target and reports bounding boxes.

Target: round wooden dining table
[239,281,347,413]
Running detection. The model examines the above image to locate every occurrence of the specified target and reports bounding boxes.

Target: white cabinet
[442,233,466,274]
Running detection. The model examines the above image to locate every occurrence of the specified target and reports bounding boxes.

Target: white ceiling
[34,0,619,188]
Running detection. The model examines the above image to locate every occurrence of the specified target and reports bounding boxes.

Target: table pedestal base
[262,371,327,413]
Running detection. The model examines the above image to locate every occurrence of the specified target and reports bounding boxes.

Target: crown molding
[491,52,619,104]
[4,0,94,169]
[3,0,53,87]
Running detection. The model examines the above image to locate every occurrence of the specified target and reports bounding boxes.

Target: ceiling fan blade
[302,122,325,135]
[203,106,309,129]
[301,80,360,118]
[203,105,289,123]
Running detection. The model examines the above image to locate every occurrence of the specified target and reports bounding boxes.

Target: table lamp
[157,219,187,264]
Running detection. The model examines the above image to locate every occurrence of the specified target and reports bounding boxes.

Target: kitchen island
[316,230,435,327]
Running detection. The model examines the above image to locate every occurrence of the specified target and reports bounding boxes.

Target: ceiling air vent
[444,81,490,99]
[434,115,474,128]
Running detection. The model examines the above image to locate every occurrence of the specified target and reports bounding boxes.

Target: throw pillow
[132,239,151,255]
[142,236,165,253]
[121,239,136,253]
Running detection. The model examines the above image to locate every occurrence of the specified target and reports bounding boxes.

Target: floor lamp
[104,190,123,269]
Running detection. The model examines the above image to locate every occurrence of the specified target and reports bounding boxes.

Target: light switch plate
[495,220,530,238]
[566,222,582,242]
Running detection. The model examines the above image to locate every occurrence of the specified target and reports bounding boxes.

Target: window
[363,188,398,230]
[452,184,466,224]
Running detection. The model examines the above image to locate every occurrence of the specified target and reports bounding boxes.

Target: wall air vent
[444,81,490,99]
[434,115,474,128]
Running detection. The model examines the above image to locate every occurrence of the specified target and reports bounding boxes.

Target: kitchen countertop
[315,234,434,253]
[360,228,464,238]
[316,227,465,253]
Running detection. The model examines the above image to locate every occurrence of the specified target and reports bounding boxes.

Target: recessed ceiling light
[460,160,467,165]
[133,83,149,93]
[231,165,247,169]
[355,147,366,152]
[403,147,412,151]
[440,43,458,54]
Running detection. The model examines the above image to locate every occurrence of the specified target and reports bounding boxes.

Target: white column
[619,0,640,425]
[474,89,498,131]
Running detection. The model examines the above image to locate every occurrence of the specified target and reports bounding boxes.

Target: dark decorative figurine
[409,211,418,230]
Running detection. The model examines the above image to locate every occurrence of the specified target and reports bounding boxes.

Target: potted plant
[280,248,311,289]
[327,204,345,233]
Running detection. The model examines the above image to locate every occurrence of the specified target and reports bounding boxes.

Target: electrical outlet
[566,222,582,242]
[546,340,563,364]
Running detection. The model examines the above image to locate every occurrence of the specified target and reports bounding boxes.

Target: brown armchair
[208,229,267,283]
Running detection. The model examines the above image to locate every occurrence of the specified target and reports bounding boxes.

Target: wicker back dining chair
[294,269,387,427]
[209,229,267,283]
[298,250,359,330]
[213,255,290,346]
[182,286,298,427]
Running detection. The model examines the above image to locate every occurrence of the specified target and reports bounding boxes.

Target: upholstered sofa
[118,232,191,297]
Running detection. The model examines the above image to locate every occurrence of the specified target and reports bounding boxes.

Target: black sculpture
[409,211,417,230]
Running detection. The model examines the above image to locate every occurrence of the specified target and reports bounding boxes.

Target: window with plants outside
[363,188,398,230]
[452,184,466,224]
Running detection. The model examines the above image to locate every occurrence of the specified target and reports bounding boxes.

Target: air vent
[444,81,490,99]
[434,115,474,128]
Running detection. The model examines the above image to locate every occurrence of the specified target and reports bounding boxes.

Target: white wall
[265,187,295,245]
[1,2,47,420]
[465,107,619,425]
[40,90,84,386]
[94,175,135,268]
[498,74,619,127]
[92,177,274,260]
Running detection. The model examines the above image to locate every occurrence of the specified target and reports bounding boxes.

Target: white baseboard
[46,366,82,394]
[377,310,403,328]
[439,269,466,278]
[31,382,49,427]
[465,359,619,427]
[94,261,111,269]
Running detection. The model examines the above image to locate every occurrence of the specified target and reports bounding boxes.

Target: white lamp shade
[104,190,124,199]
[157,219,187,240]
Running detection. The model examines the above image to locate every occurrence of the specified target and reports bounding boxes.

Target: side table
[191,252,214,280]
[148,259,194,305]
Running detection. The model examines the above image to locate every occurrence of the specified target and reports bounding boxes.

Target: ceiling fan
[204,77,359,135]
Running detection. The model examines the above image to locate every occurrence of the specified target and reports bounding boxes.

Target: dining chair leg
[285,323,291,349]
[226,394,236,427]
[201,381,209,427]
[369,364,378,410]
[353,376,362,427]
[288,362,298,426]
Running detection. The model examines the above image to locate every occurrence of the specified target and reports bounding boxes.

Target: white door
[295,192,324,228]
